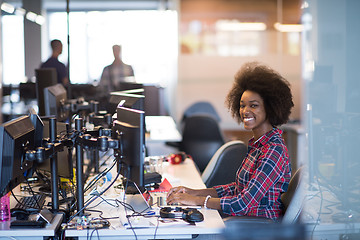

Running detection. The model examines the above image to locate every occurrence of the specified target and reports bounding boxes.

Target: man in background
[99,44,135,92]
[40,39,69,86]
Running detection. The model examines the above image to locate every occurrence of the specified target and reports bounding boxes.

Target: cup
[0,192,10,222]
[145,156,163,174]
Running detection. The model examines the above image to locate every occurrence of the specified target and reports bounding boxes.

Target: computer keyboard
[14,194,46,212]
[151,195,201,209]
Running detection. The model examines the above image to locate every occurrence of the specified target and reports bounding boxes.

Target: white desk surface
[65,159,225,240]
[0,214,63,240]
[145,116,182,142]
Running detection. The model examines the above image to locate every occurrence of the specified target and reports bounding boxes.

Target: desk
[145,116,181,142]
[0,214,63,240]
[65,159,225,240]
[0,188,64,240]
[145,116,182,156]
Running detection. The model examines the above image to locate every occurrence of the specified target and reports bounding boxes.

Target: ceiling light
[301,2,309,9]
[1,3,15,14]
[35,15,45,25]
[216,20,267,31]
[274,23,304,32]
[26,11,37,22]
[15,7,26,16]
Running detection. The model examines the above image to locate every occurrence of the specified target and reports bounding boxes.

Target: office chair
[201,140,247,188]
[169,114,225,173]
[280,166,304,224]
[223,166,304,224]
[181,101,221,123]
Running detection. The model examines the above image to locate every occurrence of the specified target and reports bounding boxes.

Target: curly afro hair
[225,62,294,127]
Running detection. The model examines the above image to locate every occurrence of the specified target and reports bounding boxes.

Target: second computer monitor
[44,84,69,121]
[113,106,145,190]
[36,119,73,179]
[35,68,58,116]
[110,91,145,115]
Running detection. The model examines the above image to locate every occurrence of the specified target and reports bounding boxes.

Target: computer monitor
[119,88,145,95]
[19,82,36,101]
[44,83,69,121]
[117,82,143,92]
[113,106,146,191]
[68,83,97,101]
[28,108,44,148]
[36,119,73,179]
[35,68,58,116]
[110,92,145,112]
[0,116,36,198]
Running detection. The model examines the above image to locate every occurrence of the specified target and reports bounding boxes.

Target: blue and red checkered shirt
[214,128,291,220]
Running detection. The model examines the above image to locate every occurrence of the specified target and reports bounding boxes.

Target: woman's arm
[166,186,219,206]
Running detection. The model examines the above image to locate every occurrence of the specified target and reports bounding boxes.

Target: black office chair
[181,101,221,123]
[201,140,247,188]
[171,114,225,173]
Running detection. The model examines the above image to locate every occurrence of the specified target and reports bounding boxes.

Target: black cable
[97,195,119,208]
[115,199,137,213]
[67,164,122,223]
[99,151,112,167]
[115,161,137,240]
[84,158,116,192]
[153,216,160,240]
[125,208,137,240]
[89,227,100,240]
[86,226,90,240]
[10,189,22,206]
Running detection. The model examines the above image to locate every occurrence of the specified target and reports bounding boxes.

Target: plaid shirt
[214,128,291,220]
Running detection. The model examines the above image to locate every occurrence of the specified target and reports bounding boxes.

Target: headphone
[159,207,204,223]
[167,152,189,164]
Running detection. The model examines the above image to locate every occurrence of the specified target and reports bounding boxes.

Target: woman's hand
[167,186,193,198]
[166,190,203,206]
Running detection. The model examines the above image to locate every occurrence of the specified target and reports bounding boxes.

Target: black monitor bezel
[44,83,69,121]
[35,68,58,116]
[113,106,145,190]
[0,116,36,197]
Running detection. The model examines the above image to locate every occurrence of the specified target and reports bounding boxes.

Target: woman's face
[239,90,272,138]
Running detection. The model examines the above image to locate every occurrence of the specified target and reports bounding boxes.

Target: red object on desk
[151,178,172,192]
[142,178,173,201]
[168,152,188,164]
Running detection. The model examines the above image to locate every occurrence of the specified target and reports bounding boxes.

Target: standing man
[99,45,135,92]
[41,39,69,86]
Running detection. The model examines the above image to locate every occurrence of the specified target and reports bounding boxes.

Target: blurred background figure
[99,44,135,92]
[40,39,69,86]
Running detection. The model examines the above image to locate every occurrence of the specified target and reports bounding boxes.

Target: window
[46,10,178,85]
[1,15,25,85]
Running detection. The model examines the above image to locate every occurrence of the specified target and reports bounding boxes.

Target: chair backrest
[180,114,225,173]
[202,140,247,188]
[281,167,303,224]
[182,101,221,123]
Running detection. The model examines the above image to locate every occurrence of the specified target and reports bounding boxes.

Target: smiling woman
[166,62,294,220]
[226,62,294,133]
[239,90,271,141]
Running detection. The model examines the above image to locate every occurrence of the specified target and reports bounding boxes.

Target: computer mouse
[10,208,30,220]
[183,208,204,222]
